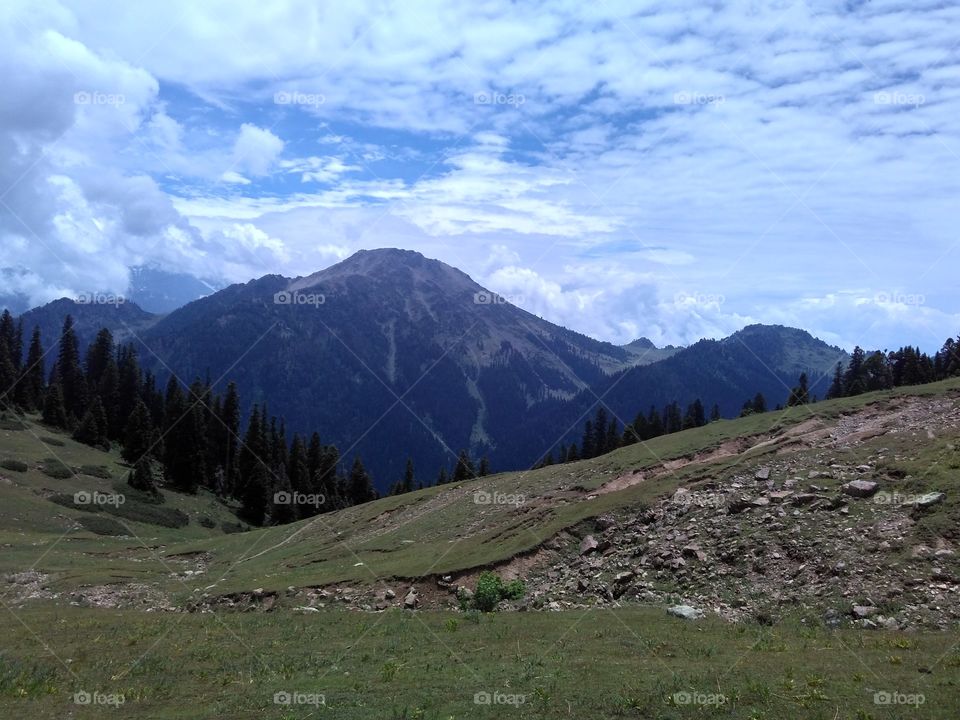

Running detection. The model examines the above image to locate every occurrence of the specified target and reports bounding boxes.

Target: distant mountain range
[15,249,847,490]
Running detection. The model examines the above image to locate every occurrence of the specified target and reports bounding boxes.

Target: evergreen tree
[452,449,476,482]
[54,316,87,422]
[710,403,721,422]
[477,456,491,476]
[787,372,810,407]
[239,461,270,525]
[437,467,449,485]
[288,434,315,517]
[348,456,375,505]
[127,458,159,496]
[826,362,844,399]
[566,443,580,461]
[73,397,108,448]
[593,407,608,456]
[581,420,595,459]
[683,399,706,428]
[42,382,69,428]
[646,405,663,437]
[401,458,415,493]
[662,401,682,434]
[122,399,154,465]
[844,346,867,396]
[752,393,767,414]
[218,382,241,495]
[605,417,619,453]
[16,326,46,411]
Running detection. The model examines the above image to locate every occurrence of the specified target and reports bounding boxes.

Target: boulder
[755,467,771,481]
[403,588,419,609]
[667,604,704,620]
[842,480,879,498]
[579,535,599,555]
[909,492,945,509]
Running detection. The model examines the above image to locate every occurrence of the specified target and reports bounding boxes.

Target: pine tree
[452,449,475,482]
[401,458,415,493]
[42,382,69,428]
[73,397,108,448]
[437,467,449,485]
[218,382,241,495]
[787,372,810,407]
[605,417,619,453]
[826,362,844,399]
[566,443,580,461]
[477,456,491,477]
[239,461,270,525]
[581,420,595,459]
[646,405,663,437]
[710,403,721,422]
[16,326,46,411]
[348,456,375,505]
[127,458,159,496]
[122,399,154,464]
[55,316,87,422]
[288,434,314,518]
[752,393,767,414]
[593,407,608,456]
[844,346,867,396]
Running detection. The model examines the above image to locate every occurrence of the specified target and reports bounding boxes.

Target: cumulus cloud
[1,0,957,351]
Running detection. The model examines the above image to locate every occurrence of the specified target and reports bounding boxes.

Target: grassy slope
[3,377,959,599]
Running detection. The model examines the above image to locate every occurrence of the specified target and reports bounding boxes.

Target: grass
[0,606,957,719]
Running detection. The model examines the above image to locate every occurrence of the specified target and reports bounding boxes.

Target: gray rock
[909,492,945,509]
[852,605,878,619]
[383,588,396,600]
[755,467,771,481]
[403,588,419,609]
[579,535,599,555]
[842,480,879,498]
[667,604,704,620]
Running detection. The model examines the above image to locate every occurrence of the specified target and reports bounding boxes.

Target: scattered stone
[852,605,878,619]
[403,588,419,609]
[383,588,396,600]
[909,492,945,509]
[755,467,771,481]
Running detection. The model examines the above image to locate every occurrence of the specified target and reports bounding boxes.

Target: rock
[768,491,793,504]
[755,467,771,481]
[579,535,599,555]
[457,586,474,601]
[852,605,878,619]
[294,606,319,613]
[909,492,945,509]
[383,588,396,600]
[595,514,617,531]
[842,480,879,498]
[403,588,419,609]
[682,544,707,562]
[727,496,753,514]
[792,493,820,506]
[667,604,704,620]
[856,464,872,473]
[614,570,635,583]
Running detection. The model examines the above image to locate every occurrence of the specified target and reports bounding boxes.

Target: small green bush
[39,436,65,447]
[221,521,249,534]
[104,502,189,529]
[40,458,72,479]
[199,516,216,529]
[80,465,112,479]
[78,516,127,536]
[472,572,527,612]
[0,459,28,472]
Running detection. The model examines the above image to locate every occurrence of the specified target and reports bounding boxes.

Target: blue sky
[1,0,958,351]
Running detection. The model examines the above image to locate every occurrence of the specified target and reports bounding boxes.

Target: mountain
[134,249,643,487]
[16,298,159,371]
[17,251,849,491]
[496,324,849,467]
[127,266,224,314]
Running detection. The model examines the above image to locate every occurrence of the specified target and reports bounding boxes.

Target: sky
[1,0,958,352]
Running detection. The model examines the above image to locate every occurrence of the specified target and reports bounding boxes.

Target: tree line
[534,335,960,468]
[0,312,425,526]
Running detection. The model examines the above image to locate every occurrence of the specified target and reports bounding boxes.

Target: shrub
[39,436,65,447]
[80,465,112,479]
[472,572,528,612]
[221,521,249,534]
[0,459,28,472]
[40,458,73,479]
[104,502,189,529]
[199,516,216,529]
[78,516,127,536]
